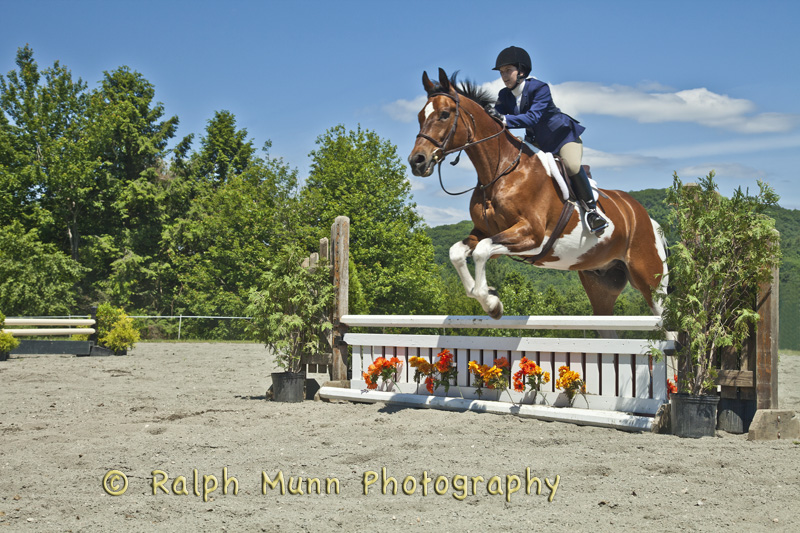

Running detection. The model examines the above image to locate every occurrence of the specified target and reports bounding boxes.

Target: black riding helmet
[493,46,532,77]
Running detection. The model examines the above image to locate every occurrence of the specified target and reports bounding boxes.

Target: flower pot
[671,393,720,438]
[717,398,757,434]
[271,371,306,403]
[0,351,8,362]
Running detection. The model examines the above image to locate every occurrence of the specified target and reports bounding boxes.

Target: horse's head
[408,68,470,177]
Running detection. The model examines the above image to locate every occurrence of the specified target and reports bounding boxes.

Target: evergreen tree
[166,112,298,338]
[301,125,444,315]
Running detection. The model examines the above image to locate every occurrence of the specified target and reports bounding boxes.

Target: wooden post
[755,263,779,409]
[89,306,99,346]
[330,216,350,381]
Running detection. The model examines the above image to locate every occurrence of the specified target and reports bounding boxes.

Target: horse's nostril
[413,153,426,164]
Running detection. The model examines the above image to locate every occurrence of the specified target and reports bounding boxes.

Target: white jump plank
[341,314,662,331]
[4,328,96,337]
[4,318,95,326]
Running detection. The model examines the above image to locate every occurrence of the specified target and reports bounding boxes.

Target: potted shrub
[657,172,780,437]
[247,243,334,402]
[0,311,21,361]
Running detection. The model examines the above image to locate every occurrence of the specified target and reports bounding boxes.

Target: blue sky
[3,0,799,227]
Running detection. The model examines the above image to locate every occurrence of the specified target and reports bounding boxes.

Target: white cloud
[416,205,470,227]
[552,82,800,133]
[480,78,505,95]
[383,95,427,123]
[408,176,427,192]
[641,133,800,159]
[388,79,799,134]
[582,147,664,169]
[676,163,766,181]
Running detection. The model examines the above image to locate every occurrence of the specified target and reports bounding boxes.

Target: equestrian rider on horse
[489,46,608,233]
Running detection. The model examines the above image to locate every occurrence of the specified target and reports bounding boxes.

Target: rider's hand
[485,105,506,125]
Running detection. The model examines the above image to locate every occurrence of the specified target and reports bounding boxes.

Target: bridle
[415,90,523,197]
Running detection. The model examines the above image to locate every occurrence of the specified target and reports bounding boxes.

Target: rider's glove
[485,105,506,125]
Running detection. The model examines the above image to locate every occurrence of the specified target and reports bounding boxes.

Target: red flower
[667,374,678,396]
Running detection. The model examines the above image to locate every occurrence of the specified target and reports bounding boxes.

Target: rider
[489,46,608,233]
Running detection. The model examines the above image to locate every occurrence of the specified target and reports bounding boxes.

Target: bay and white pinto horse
[408,69,668,321]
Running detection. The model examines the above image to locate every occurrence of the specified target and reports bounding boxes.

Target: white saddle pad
[535,152,599,203]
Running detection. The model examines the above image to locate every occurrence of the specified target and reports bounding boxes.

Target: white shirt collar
[511,78,526,98]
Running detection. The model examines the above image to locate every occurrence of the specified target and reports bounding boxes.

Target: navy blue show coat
[494,78,585,154]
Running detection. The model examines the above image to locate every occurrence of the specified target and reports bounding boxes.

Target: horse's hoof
[488,301,504,320]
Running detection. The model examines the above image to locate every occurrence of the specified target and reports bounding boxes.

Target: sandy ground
[1,343,799,532]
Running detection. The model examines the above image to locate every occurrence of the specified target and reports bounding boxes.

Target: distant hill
[425,189,800,350]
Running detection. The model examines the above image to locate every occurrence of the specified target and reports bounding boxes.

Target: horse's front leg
[449,239,477,295]
[471,238,508,319]
[471,224,538,319]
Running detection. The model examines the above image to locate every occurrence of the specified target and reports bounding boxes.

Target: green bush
[659,172,781,395]
[95,303,140,352]
[246,243,335,373]
[0,311,21,354]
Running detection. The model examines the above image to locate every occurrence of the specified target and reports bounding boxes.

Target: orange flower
[667,373,678,396]
[409,356,433,375]
[513,357,550,393]
[555,366,585,399]
[513,370,526,392]
[468,359,509,393]
[363,356,403,391]
[363,371,378,389]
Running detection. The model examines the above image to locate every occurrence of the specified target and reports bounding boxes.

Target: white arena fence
[129,315,252,340]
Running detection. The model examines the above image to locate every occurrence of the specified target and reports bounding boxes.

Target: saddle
[517,154,603,265]
[536,151,598,203]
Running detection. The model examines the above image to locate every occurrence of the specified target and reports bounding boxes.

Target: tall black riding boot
[570,167,608,233]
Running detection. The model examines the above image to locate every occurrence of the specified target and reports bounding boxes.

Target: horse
[408,68,668,322]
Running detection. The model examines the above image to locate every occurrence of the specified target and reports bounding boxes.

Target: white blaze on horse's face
[423,101,435,121]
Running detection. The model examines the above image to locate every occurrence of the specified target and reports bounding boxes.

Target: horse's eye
[439,111,451,120]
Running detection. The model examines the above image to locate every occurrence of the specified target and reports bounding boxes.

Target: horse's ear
[422,71,435,94]
[438,68,450,91]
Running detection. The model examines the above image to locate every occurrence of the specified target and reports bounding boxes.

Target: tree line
[0,46,444,338]
[2,46,797,348]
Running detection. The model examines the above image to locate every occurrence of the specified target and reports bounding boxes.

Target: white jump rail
[3,318,96,337]
[320,314,676,431]
[340,314,663,331]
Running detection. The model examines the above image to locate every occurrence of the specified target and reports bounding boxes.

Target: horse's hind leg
[625,221,669,317]
[579,264,628,315]
[579,265,628,339]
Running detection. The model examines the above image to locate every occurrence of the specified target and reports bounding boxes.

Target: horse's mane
[453,73,497,109]
[427,71,496,109]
